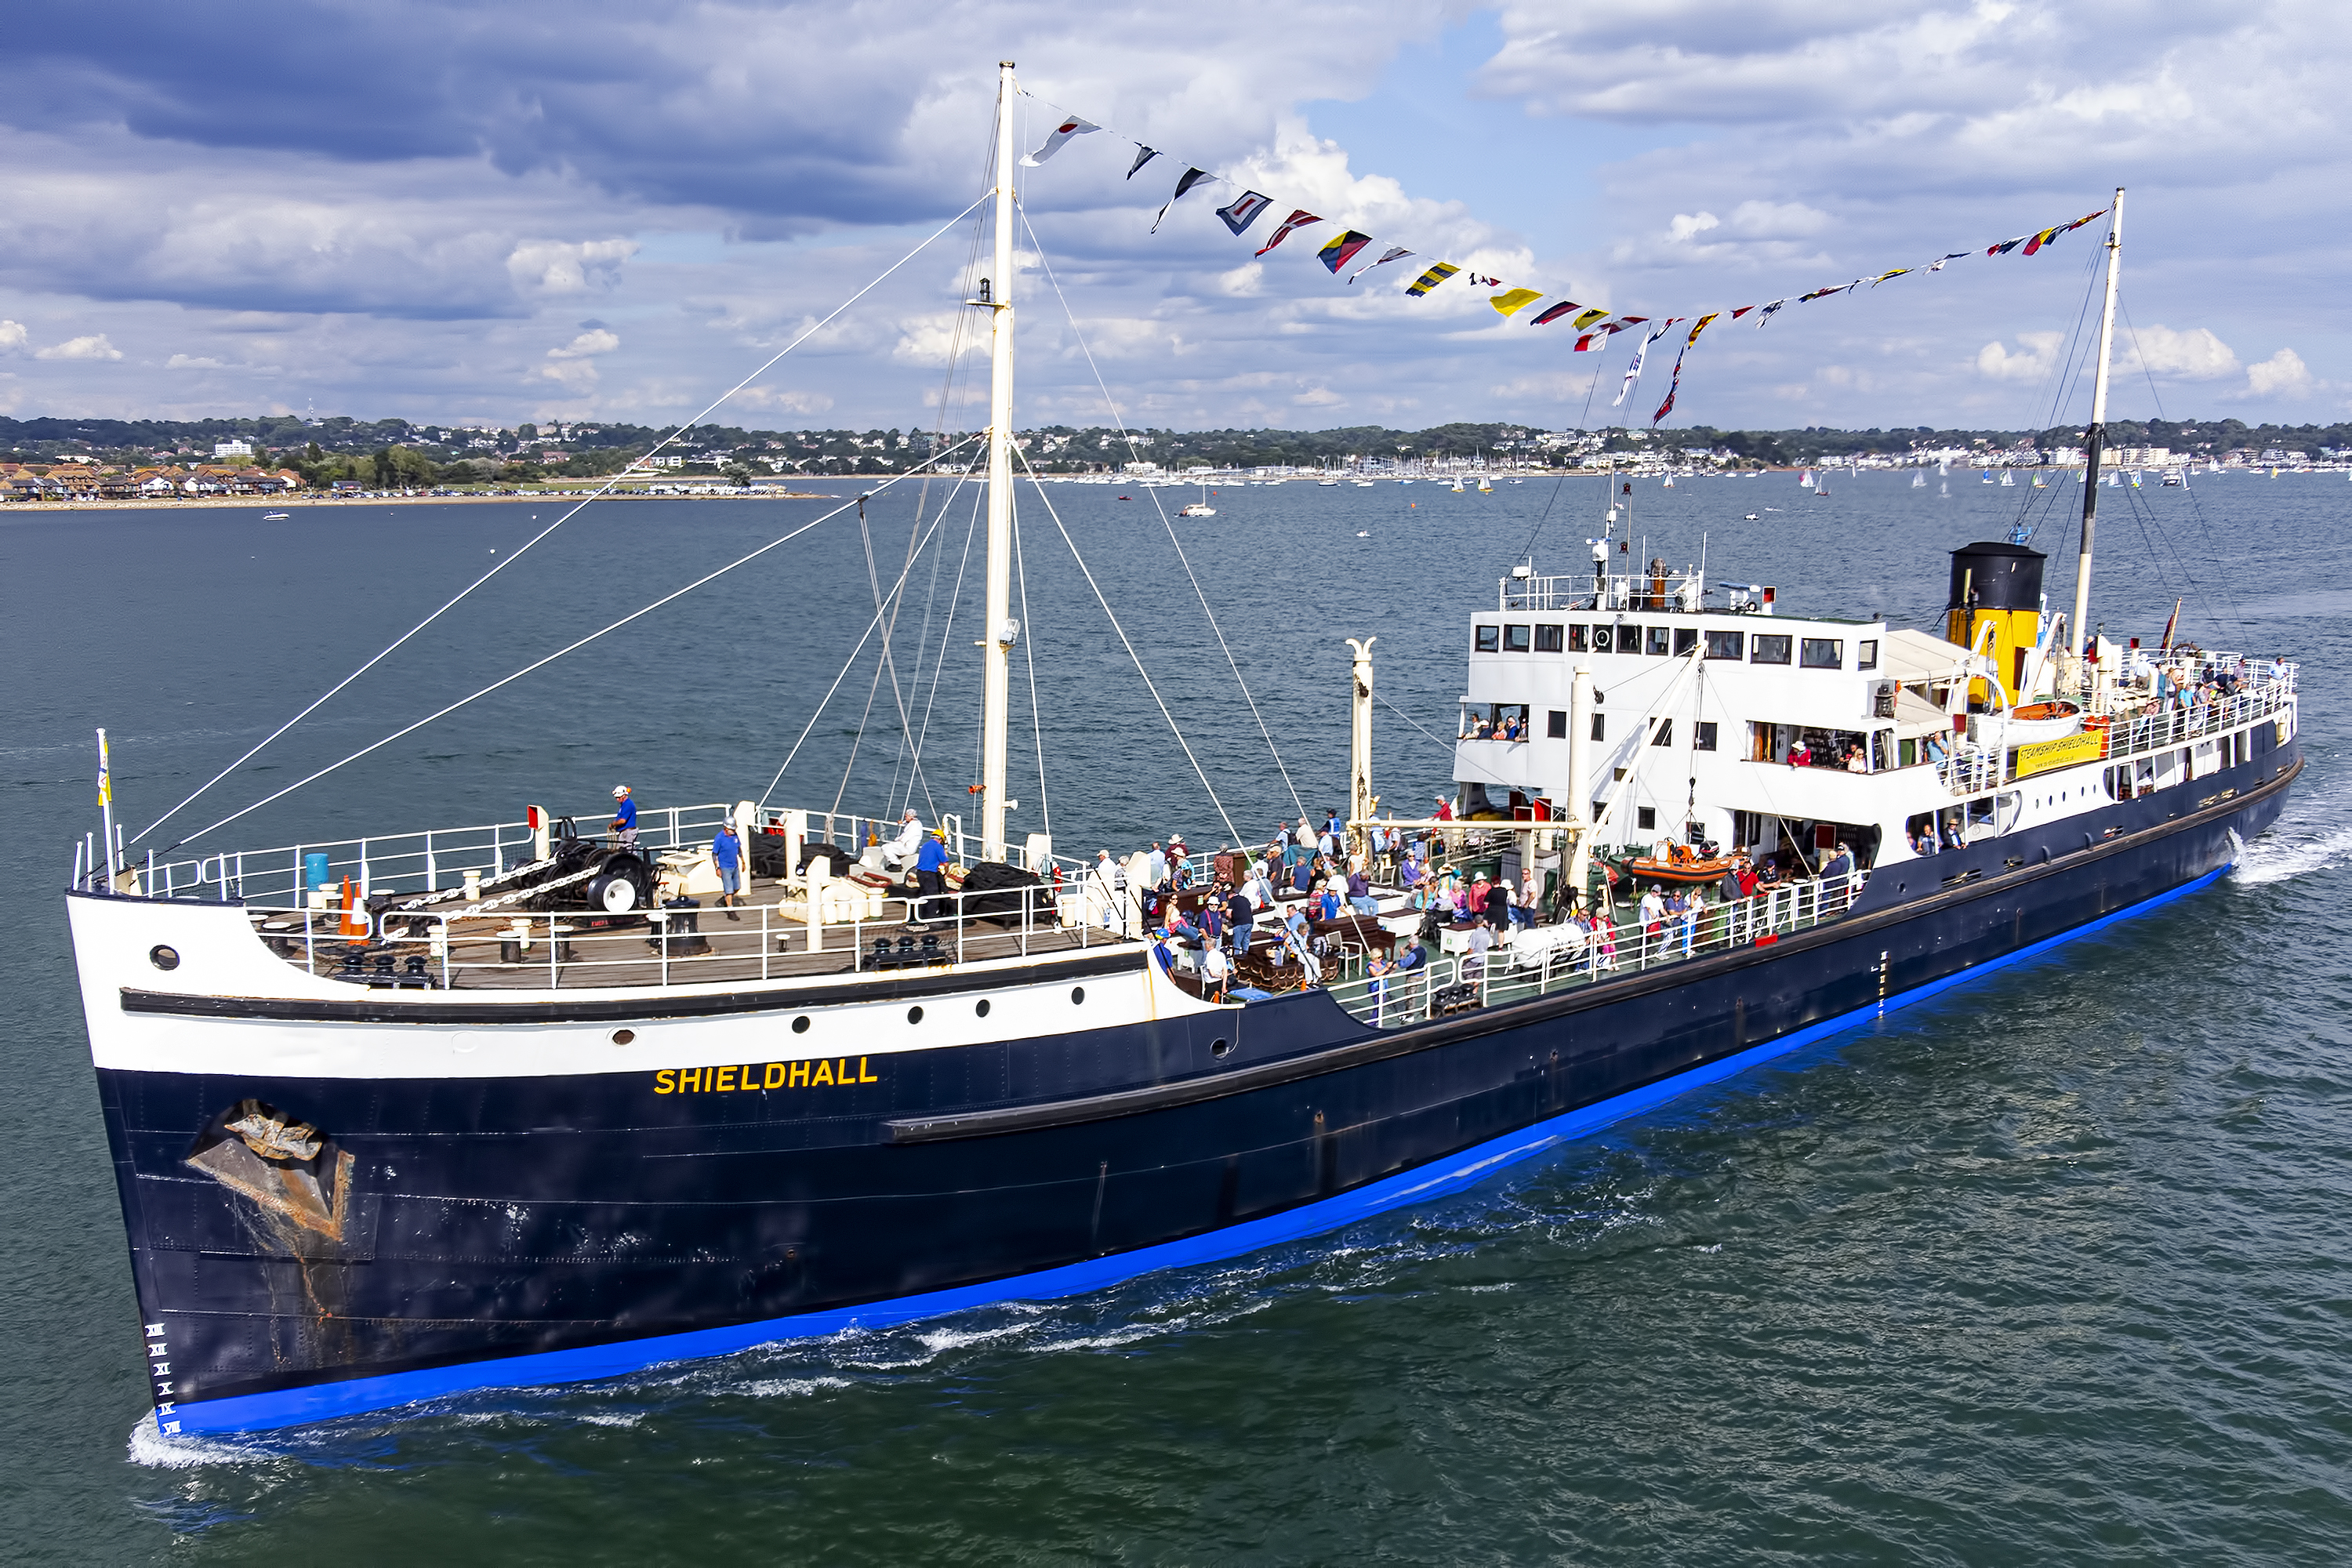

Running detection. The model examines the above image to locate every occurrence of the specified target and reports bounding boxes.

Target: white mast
[980,60,1018,862]
[2069,187,2125,670]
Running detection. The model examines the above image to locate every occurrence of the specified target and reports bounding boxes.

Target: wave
[2234,809,2352,887]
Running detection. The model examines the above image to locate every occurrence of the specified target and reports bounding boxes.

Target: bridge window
[1705,630,1744,659]
[1534,623,1563,652]
[1674,627,1699,655]
[1566,625,1589,652]
[1752,634,1791,665]
[1504,624,1531,652]
[1646,626,1671,655]
[1801,638,1843,669]
[1474,625,1499,652]
[1858,639,1879,670]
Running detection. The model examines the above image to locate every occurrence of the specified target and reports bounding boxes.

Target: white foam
[731,1375,851,1400]
[2234,820,2352,887]
[125,1417,280,1470]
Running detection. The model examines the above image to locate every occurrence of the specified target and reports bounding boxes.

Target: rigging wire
[754,466,980,809]
[898,479,989,815]
[179,436,980,849]
[2116,303,2254,648]
[1014,442,1243,847]
[134,191,991,853]
[1010,486,1052,841]
[2002,244,2108,547]
[1513,354,1609,565]
[1018,206,1310,828]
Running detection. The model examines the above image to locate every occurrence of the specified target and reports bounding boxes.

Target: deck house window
[1695,721,1719,751]
[1752,634,1791,665]
[1646,626,1671,655]
[1504,624,1531,652]
[1591,713,1606,742]
[1566,625,1589,652]
[1652,719,1674,746]
[1858,639,1879,671]
[1547,710,1567,739]
[1801,638,1843,669]
[1636,806,1657,830]
[1674,627,1699,655]
[1705,630,1744,660]
[1534,624,1564,652]
[1474,625,1499,652]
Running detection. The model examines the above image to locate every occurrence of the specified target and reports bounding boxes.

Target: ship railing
[242,869,1149,991]
[80,800,1061,904]
[1932,682,2292,796]
[1324,870,1864,1027]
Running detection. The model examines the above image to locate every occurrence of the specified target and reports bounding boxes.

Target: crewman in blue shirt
[712,818,743,920]
[611,785,638,848]
[911,829,949,927]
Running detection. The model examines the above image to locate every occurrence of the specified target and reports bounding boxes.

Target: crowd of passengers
[1087,800,1864,1002]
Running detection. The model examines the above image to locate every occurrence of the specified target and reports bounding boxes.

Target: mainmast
[2069,187,2125,676]
[979,60,1018,862]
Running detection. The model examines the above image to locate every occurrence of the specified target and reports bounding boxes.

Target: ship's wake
[2233,798,2352,887]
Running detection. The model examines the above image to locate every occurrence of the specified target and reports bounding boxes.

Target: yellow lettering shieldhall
[653,1058,883,1094]
[2013,728,2107,780]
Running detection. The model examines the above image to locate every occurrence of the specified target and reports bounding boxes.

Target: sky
[0,0,2342,436]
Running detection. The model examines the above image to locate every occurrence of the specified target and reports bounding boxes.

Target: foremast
[2068,187,2125,678]
[979,60,1018,863]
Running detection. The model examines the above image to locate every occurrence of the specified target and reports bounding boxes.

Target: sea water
[4,470,2348,1561]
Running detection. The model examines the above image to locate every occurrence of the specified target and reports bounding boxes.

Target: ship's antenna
[2069,187,2125,681]
[978,60,1018,863]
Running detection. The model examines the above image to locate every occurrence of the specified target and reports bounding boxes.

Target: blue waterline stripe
[168,865,2227,1436]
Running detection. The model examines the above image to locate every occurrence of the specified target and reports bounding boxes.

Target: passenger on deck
[1821,841,1854,898]
[1290,855,1314,896]
[1483,877,1511,930]
[1787,738,1813,768]
[1315,880,1342,922]
[712,818,744,920]
[1201,938,1231,1002]
[882,809,926,871]
[912,829,949,927]
[1348,862,1379,915]
[611,786,638,848]
[1146,841,1167,887]
[1225,883,1255,955]
[1845,745,1868,773]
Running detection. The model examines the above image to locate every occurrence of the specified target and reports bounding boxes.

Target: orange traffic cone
[339,877,367,942]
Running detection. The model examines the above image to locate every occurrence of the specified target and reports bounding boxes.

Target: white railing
[1323,871,1861,1027]
[1933,681,2293,796]
[241,869,1156,991]
[80,800,1081,902]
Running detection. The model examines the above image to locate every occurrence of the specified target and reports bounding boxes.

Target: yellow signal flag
[1571,307,1610,329]
[1489,289,1544,318]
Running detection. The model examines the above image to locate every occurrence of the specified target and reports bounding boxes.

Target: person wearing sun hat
[610,785,638,848]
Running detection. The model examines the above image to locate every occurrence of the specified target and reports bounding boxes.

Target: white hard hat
[612,785,630,797]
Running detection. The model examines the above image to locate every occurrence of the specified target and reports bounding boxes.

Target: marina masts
[979,60,1018,862]
[2070,187,2125,666]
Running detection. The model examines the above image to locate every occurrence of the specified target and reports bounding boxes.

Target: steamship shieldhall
[68,72,2299,1435]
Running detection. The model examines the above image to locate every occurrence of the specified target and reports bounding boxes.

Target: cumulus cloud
[2244,347,2313,399]
[506,240,638,296]
[0,319,25,352]
[2119,324,2238,380]
[1975,331,2062,382]
[546,328,621,359]
[165,353,227,369]
[36,332,122,361]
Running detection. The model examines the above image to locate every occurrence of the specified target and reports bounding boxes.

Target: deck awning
[1882,626,1974,685]
[1892,686,1953,739]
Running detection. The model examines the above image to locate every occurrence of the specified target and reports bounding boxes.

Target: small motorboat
[1615,845,1737,887]
[260,511,289,521]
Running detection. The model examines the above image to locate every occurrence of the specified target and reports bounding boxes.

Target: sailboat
[1999,472,2015,488]
[1911,472,1926,488]
[1478,475,1493,492]
[1178,478,1216,517]
[63,154,2304,1443]
[1798,469,1813,487]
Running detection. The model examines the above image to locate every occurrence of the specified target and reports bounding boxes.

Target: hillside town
[1,412,2347,500]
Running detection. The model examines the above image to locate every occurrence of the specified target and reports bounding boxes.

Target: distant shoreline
[0,489,845,512]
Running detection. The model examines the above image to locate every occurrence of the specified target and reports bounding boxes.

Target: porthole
[611,1028,636,1046]
[1210,1036,1233,1058]
[148,945,180,971]
[975,998,991,1018]
[791,1015,811,1034]
[1070,986,1086,1004]
[907,1005,924,1024]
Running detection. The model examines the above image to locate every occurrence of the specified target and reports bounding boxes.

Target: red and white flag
[1254,209,1323,258]
[1022,116,1099,166]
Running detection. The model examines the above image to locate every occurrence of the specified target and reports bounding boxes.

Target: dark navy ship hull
[99,747,2299,1433]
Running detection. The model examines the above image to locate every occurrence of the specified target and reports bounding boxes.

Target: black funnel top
[1947,541,2045,612]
